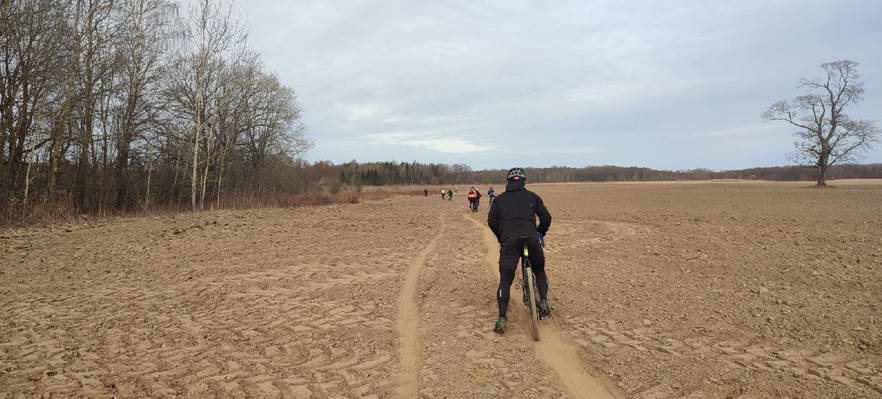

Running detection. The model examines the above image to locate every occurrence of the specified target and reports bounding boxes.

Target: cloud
[542,145,605,155]
[337,104,382,121]
[365,132,494,154]
[240,0,882,169]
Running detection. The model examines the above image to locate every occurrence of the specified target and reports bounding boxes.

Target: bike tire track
[465,213,625,399]
[397,213,447,398]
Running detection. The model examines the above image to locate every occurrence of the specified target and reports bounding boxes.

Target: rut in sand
[397,214,447,398]
[465,213,625,399]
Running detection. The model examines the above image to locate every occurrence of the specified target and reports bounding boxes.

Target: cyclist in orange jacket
[467,186,482,212]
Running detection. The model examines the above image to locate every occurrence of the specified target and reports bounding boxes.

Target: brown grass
[0,188,425,229]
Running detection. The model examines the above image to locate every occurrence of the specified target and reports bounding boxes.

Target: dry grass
[0,188,425,229]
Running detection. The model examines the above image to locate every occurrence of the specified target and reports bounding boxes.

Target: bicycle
[519,237,542,341]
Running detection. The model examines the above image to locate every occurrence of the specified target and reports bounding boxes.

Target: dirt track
[2,181,881,398]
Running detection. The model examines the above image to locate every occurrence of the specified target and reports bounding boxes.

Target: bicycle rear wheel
[525,266,540,341]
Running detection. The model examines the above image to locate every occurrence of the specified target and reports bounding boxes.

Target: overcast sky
[238,0,882,170]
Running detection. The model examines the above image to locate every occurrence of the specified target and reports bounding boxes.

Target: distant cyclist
[487,168,552,334]
[467,186,481,212]
[487,186,496,204]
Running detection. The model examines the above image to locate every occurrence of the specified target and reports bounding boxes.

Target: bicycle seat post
[518,236,531,258]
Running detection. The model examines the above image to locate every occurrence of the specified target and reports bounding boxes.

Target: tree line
[1,0,310,222]
[331,161,882,186]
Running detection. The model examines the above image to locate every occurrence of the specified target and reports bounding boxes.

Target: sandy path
[412,208,567,398]
[397,215,446,398]
[465,214,624,399]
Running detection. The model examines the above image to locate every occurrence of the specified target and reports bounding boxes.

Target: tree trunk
[200,152,210,210]
[23,153,33,205]
[816,148,831,187]
[8,87,33,195]
[76,4,99,212]
[172,153,180,202]
[0,119,7,188]
[199,125,214,210]
[252,161,262,195]
[76,129,91,210]
[76,94,95,211]
[47,118,67,199]
[216,151,226,209]
[115,140,130,209]
[191,75,203,212]
[191,123,200,212]
[48,83,79,200]
[116,87,138,210]
[145,162,152,210]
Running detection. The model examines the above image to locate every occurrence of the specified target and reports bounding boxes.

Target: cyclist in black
[487,186,496,204]
[487,168,552,334]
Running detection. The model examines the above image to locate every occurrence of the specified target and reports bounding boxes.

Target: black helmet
[506,167,526,181]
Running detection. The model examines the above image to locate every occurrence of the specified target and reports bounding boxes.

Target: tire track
[465,213,624,399]
[397,213,447,398]
[563,317,882,398]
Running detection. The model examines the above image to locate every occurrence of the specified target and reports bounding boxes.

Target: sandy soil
[1,181,881,398]
[532,180,882,399]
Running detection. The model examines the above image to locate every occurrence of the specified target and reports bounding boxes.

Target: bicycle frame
[520,242,540,340]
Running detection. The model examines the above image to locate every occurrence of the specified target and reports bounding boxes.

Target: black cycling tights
[497,266,548,318]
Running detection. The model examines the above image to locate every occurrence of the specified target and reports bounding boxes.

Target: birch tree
[185,0,244,211]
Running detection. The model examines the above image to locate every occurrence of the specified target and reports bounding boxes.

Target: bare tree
[764,60,880,186]
[71,0,115,210]
[1,0,316,225]
[211,51,260,207]
[242,71,309,194]
[185,0,244,211]
[112,0,176,209]
[0,0,68,198]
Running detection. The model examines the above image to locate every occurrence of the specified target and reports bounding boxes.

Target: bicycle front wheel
[525,267,540,341]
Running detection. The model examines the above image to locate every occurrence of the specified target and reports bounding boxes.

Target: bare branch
[763,100,817,133]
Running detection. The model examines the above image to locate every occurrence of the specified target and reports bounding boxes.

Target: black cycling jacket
[487,179,552,243]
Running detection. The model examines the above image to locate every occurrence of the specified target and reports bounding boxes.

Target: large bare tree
[764,60,880,186]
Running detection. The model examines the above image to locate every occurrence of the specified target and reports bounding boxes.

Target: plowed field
[2,181,880,398]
